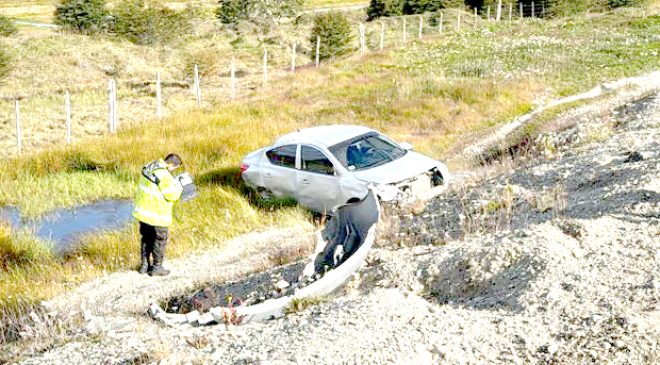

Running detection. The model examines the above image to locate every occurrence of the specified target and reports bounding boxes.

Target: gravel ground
[8,87,660,364]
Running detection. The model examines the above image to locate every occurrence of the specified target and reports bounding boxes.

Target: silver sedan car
[240,125,450,213]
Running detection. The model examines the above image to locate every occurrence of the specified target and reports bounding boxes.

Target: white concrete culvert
[150,190,381,327]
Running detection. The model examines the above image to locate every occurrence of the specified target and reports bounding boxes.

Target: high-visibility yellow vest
[132,159,183,227]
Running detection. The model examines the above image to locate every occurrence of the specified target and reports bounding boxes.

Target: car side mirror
[400,142,413,151]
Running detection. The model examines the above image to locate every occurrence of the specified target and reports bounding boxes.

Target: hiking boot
[138,260,150,274]
[138,240,151,274]
[149,265,170,276]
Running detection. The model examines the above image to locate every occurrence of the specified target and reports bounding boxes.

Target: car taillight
[239,163,249,175]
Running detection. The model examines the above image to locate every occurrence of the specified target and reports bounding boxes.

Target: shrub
[217,0,248,24]
[607,0,643,8]
[110,0,192,45]
[310,12,354,61]
[403,0,444,14]
[367,0,404,19]
[54,0,109,34]
[216,0,303,26]
[367,0,452,20]
[0,16,17,37]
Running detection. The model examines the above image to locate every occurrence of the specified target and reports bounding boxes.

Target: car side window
[301,146,335,175]
[266,145,297,168]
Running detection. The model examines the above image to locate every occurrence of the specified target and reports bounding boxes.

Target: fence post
[487,6,491,21]
[418,15,423,39]
[263,49,268,87]
[497,0,503,21]
[509,2,513,23]
[15,99,21,155]
[359,23,366,55]
[315,36,321,66]
[532,2,535,18]
[156,72,162,119]
[457,9,461,32]
[230,57,236,101]
[194,65,202,108]
[439,11,444,33]
[65,91,71,144]
[403,17,407,44]
[474,8,478,29]
[291,42,296,72]
[108,79,116,133]
[520,2,523,18]
[379,21,385,50]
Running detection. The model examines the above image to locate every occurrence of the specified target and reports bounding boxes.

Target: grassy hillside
[1,0,659,349]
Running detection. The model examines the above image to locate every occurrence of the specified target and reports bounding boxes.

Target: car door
[262,144,298,198]
[296,145,341,213]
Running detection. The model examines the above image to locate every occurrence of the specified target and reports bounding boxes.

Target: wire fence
[2,3,548,156]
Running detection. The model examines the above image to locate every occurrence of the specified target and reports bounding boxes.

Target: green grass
[1,1,660,354]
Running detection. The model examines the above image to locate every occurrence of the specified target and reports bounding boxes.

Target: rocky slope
[8,87,660,364]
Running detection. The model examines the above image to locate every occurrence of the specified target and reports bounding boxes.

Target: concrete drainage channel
[149,190,381,326]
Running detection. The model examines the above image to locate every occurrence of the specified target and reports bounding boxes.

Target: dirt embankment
[7,85,660,364]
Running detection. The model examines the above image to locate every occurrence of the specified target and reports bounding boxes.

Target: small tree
[216,0,304,26]
[216,0,248,24]
[367,0,405,20]
[607,0,642,8]
[111,0,192,45]
[310,12,354,61]
[0,16,17,37]
[54,0,109,33]
[403,0,444,15]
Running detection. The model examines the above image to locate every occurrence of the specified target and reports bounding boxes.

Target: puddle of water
[0,200,133,252]
[0,206,20,228]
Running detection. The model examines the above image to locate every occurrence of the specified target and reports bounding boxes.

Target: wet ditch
[0,199,133,253]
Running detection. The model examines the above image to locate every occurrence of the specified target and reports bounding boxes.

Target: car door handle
[265,172,273,178]
[300,178,310,184]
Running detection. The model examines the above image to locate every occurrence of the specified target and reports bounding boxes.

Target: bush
[367,0,404,19]
[0,16,17,37]
[607,0,643,8]
[216,0,304,26]
[54,0,109,34]
[367,0,451,20]
[217,0,248,24]
[310,12,354,61]
[110,0,192,45]
[403,0,444,14]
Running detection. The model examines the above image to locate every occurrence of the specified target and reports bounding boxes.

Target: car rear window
[301,146,334,175]
[329,132,406,171]
[266,145,296,168]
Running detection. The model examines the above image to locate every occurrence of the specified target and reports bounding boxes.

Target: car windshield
[329,132,407,171]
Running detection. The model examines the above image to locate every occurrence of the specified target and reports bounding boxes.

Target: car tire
[431,168,445,187]
[257,187,274,200]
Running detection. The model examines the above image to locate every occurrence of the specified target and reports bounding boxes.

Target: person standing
[133,153,183,276]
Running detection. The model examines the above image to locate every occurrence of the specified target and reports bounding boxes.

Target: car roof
[274,125,376,148]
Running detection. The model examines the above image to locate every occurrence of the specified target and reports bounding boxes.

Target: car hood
[351,151,440,185]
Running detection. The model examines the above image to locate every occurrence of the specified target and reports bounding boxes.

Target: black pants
[139,222,169,267]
